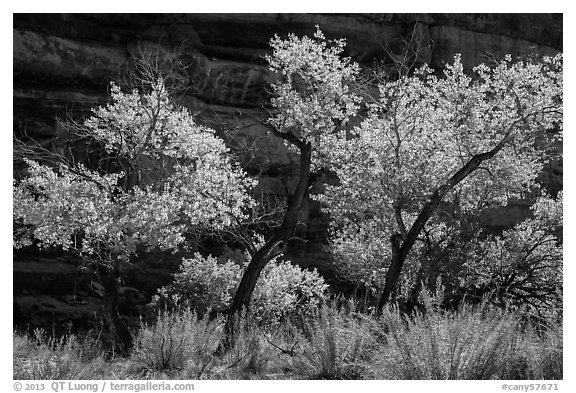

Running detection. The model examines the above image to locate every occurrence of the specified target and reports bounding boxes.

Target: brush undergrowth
[288,301,378,379]
[14,301,562,380]
[373,292,562,380]
[129,309,222,378]
[13,329,110,379]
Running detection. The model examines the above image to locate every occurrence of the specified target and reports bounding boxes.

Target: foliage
[266,26,361,150]
[329,220,390,296]
[315,52,562,302]
[327,53,561,216]
[151,254,328,324]
[13,76,257,353]
[13,79,256,262]
[251,259,329,323]
[13,27,563,380]
[152,253,242,314]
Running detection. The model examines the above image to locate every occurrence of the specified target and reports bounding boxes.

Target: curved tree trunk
[377,137,511,312]
[221,141,312,351]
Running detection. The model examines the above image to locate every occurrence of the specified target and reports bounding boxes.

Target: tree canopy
[14,80,256,260]
[315,52,562,307]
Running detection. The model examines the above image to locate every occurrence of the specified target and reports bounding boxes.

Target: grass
[289,302,378,379]
[130,310,222,378]
[375,305,520,379]
[500,320,563,380]
[13,302,562,380]
[13,329,111,379]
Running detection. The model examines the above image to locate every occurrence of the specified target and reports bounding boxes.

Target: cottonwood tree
[316,53,563,311]
[13,79,256,353]
[222,27,361,347]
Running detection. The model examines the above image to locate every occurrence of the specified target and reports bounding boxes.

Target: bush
[252,260,328,324]
[130,309,222,377]
[13,330,106,380]
[291,302,378,379]
[501,321,562,380]
[152,254,328,324]
[372,301,560,379]
[132,310,291,379]
[151,253,241,314]
[214,314,275,379]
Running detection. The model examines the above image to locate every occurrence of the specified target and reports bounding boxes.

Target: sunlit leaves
[267,26,361,148]
[321,54,562,221]
[152,253,328,324]
[13,80,257,260]
[316,53,562,295]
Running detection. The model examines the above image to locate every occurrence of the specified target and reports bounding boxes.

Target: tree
[13,79,256,353]
[316,53,563,311]
[222,27,361,347]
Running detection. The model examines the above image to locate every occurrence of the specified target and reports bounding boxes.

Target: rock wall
[13,13,563,330]
[14,14,562,138]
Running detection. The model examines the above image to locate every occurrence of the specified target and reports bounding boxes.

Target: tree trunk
[101,264,133,355]
[378,234,404,311]
[221,141,312,351]
[377,138,511,312]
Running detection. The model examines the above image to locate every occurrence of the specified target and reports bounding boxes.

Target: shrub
[130,309,222,377]
[374,303,527,379]
[252,260,328,324]
[151,253,241,314]
[291,302,377,379]
[213,314,274,379]
[328,221,389,296]
[13,330,106,380]
[132,310,290,379]
[501,321,562,380]
[152,254,328,324]
[458,193,563,314]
